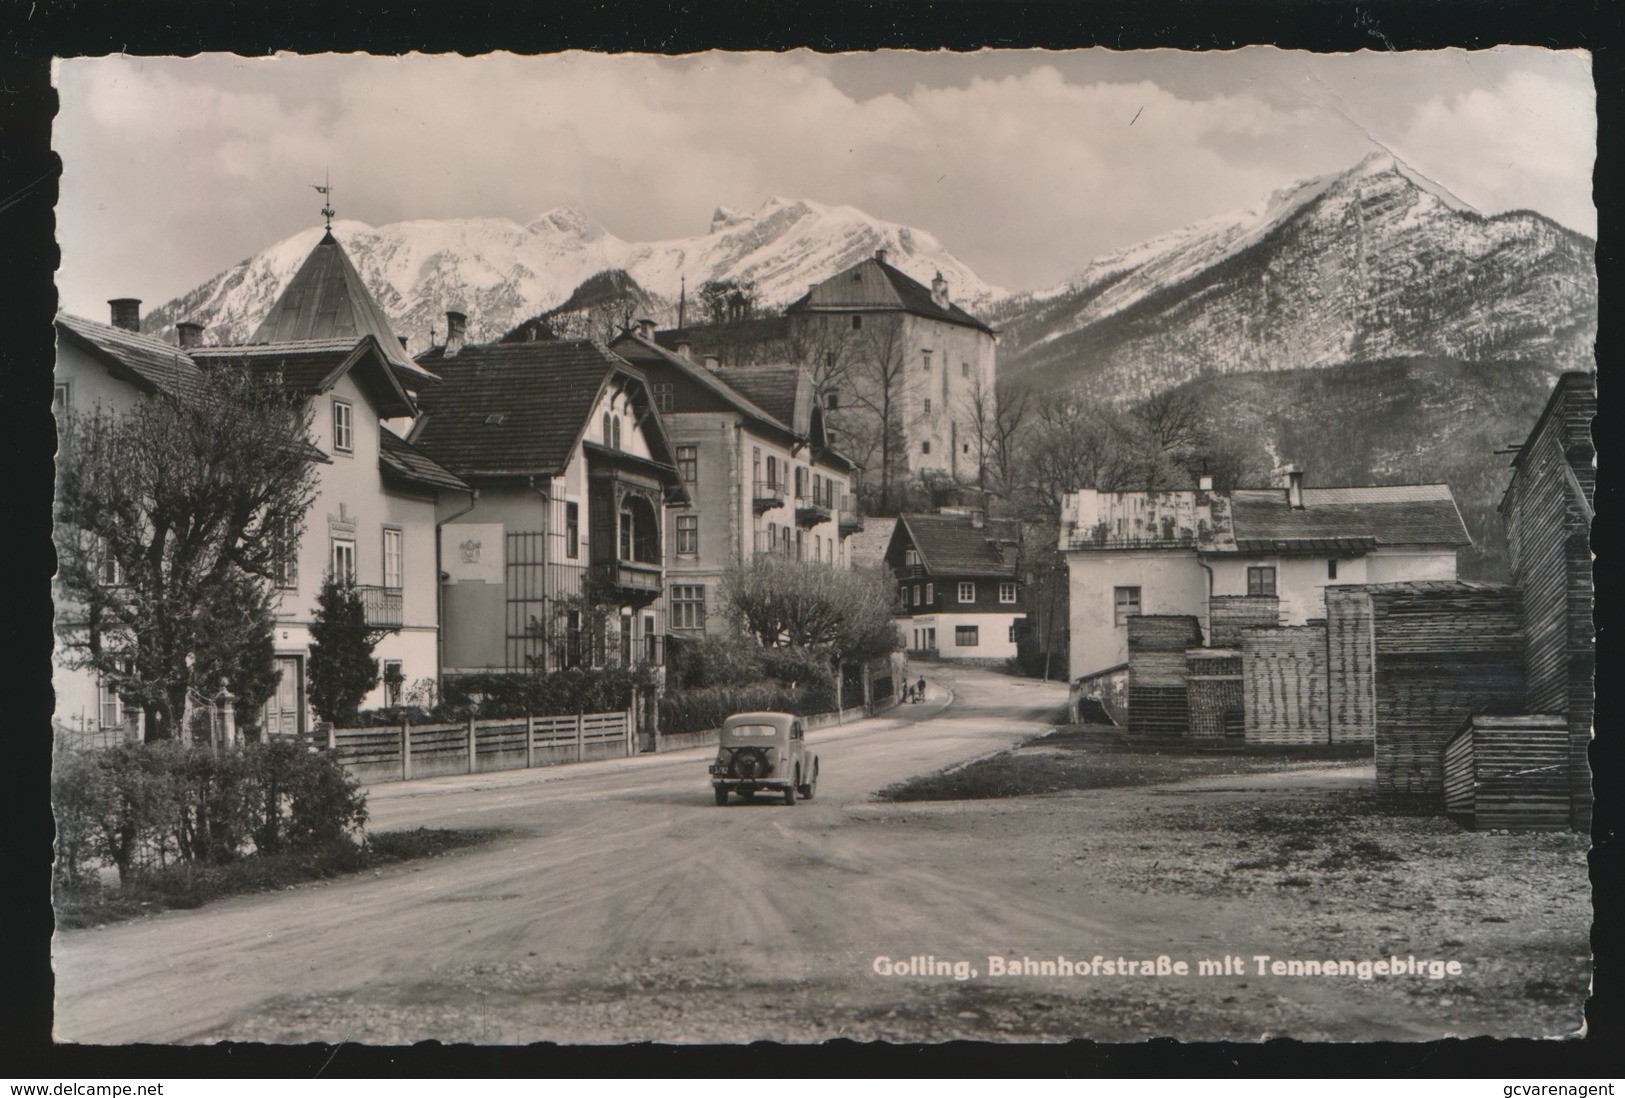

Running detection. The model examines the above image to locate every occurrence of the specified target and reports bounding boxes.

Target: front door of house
[263,655,304,739]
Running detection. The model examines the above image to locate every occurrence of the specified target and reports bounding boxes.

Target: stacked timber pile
[1187,647,1244,739]
[1443,714,1570,830]
[1127,615,1203,737]
[1361,582,1526,814]
[1326,587,1377,744]
[1241,624,1329,745]
[1209,595,1281,647]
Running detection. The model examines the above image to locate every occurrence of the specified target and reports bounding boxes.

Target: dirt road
[52,664,1587,1044]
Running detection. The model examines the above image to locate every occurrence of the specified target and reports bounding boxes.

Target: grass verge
[55,827,505,930]
[878,728,1369,802]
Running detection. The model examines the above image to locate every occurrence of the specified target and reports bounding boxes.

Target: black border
[5,0,1619,1079]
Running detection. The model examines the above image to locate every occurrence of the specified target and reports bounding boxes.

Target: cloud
[52,50,1596,319]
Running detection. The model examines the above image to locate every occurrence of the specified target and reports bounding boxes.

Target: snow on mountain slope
[144,198,1002,352]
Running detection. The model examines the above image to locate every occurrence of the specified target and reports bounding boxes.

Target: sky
[53,48,1595,317]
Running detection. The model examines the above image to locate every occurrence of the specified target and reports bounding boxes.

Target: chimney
[1197,474,1214,492]
[634,318,656,341]
[398,335,409,352]
[175,321,204,350]
[702,354,721,373]
[108,298,141,332]
[931,270,949,308]
[1283,465,1304,510]
[874,247,888,266]
[676,340,692,361]
[445,310,467,356]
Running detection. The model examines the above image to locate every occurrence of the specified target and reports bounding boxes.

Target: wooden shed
[1499,371,1595,830]
[1443,714,1571,830]
[1209,595,1281,647]
[1241,624,1329,745]
[1126,615,1203,737]
[1357,582,1526,813]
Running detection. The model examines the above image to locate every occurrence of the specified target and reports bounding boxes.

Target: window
[1009,624,1017,643]
[676,445,697,483]
[922,440,931,455]
[620,612,633,667]
[926,582,934,604]
[673,585,706,630]
[813,473,823,504]
[644,615,658,665]
[999,582,1017,604]
[383,527,403,590]
[1327,559,1339,580]
[796,529,804,560]
[564,609,583,668]
[766,455,779,491]
[383,660,403,706]
[851,314,862,330]
[331,538,356,585]
[676,514,699,555]
[905,548,919,568]
[1248,566,1278,597]
[913,585,922,606]
[612,415,622,450]
[962,362,971,378]
[566,502,580,558]
[332,398,353,453]
[826,391,839,410]
[958,581,976,603]
[956,625,979,647]
[602,411,612,444]
[795,466,807,500]
[272,520,298,589]
[924,398,932,415]
[98,672,125,730]
[96,538,123,587]
[922,350,933,373]
[963,443,970,454]
[1114,585,1141,626]
[619,508,634,560]
[753,447,762,490]
[651,382,674,412]
[814,534,821,559]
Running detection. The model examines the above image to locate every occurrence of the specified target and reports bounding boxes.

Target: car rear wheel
[713,786,729,806]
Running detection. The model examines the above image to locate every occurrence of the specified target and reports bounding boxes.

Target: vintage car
[709,711,819,806]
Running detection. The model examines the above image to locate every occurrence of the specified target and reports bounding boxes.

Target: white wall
[1065,549,1209,681]
[907,610,1020,660]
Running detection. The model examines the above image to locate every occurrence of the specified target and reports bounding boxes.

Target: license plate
[708,764,727,776]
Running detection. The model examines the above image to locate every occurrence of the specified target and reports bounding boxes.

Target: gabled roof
[722,364,806,433]
[1228,484,1470,550]
[191,334,416,419]
[56,313,206,398]
[610,332,793,437]
[248,230,433,380]
[410,339,679,481]
[885,513,1018,577]
[788,256,995,335]
[653,316,792,356]
[380,426,469,493]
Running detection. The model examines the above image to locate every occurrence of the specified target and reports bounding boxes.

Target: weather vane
[310,172,335,230]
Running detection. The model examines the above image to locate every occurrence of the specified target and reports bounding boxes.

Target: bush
[52,740,368,888]
[658,681,837,737]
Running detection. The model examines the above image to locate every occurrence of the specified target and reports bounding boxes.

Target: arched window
[602,412,612,445]
[620,495,661,564]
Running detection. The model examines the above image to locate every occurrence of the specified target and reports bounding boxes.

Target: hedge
[658,681,837,737]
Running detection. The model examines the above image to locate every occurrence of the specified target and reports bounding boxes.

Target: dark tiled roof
[379,426,469,493]
[57,313,206,398]
[191,336,415,418]
[248,230,430,377]
[610,333,794,437]
[1229,484,1469,549]
[788,258,995,335]
[653,316,792,356]
[720,365,804,432]
[890,513,1018,576]
[410,340,627,477]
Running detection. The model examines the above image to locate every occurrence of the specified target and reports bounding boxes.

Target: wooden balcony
[838,506,864,537]
[753,479,786,514]
[357,585,403,630]
[591,560,663,607]
[795,499,832,528]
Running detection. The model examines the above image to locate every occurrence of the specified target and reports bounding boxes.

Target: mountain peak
[527,206,606,241]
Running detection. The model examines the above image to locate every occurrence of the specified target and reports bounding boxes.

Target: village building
[1059,469,1470,688]
[52,231,468,741]
[657,249,998,493]
[409,324,688,676]
[884,511,1025,661]
[608,326,860,640]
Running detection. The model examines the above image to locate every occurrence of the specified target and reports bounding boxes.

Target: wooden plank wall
[1325,587,1377,744]
[1369,584,1526,814]
[1241,624,1329,745]
[1443,714,1570,830]
[1127,615,1203,736]
[1502,373,1595,830]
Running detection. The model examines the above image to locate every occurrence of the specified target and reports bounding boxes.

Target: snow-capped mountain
[993,151,1597,398]
[143,197,1003,351]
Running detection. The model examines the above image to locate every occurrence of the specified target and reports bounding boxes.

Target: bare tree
[960,372,1029,503]
[837,314,921,514]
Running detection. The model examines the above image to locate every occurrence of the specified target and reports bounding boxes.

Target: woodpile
[1325,587,1377,744]
[1362,582,1526,814]
[1127,615,1203,737]
[1209,595,1281,647]
[1187,647,1244,739]
[1242,624,1329,745]
[1443,714,1571,830]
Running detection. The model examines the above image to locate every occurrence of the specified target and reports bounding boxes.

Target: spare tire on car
[730,746,769,780]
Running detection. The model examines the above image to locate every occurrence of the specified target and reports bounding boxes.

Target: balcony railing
[752,479,786,514]
[357,585,403,630]
[795,499,832,528]
[591,560,663,605]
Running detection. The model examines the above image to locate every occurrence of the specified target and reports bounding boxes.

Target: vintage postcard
[48,48,1595,1045]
